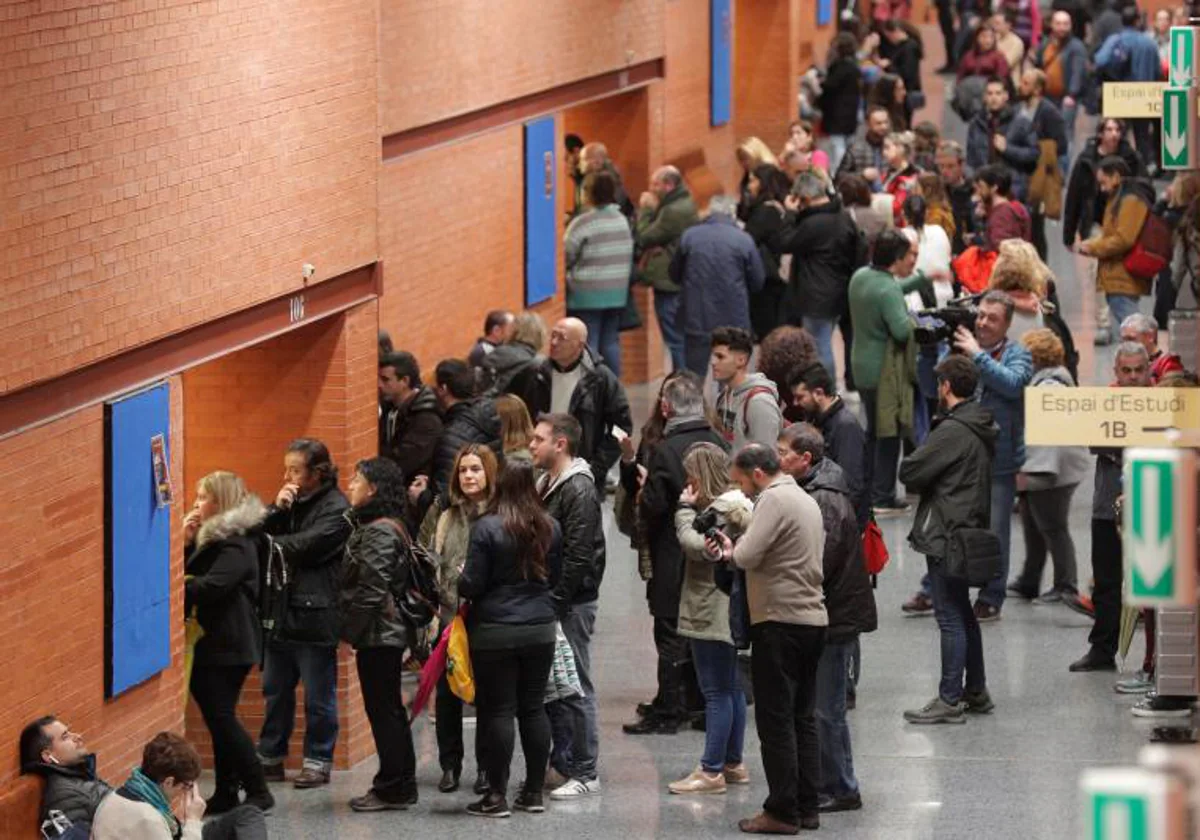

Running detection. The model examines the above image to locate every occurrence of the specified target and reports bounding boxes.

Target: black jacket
[966,105,1040,201]
[899,400,998,558]
[799,459,877,642]
[1062,137,1146,248]
[514,348,633,492]
[459,514,563,627]
[887,38,923,98]
[744,198,787,340]
[338,503,411,650]
[262,481,350,646]
[185,497,267,668]
[380,385,443,481]
[1028,97,1069,159]
[816,397,869,528]
[541,462,606,608]
[947,179,976,255]
[778,199,867,320]
[481,340,540,396]
[634,417,728,618]
[819,57,862,136]
[431,397,503,494]
[24,756,111,826]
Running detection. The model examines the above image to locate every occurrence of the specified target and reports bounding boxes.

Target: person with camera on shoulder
[900,355,998,725]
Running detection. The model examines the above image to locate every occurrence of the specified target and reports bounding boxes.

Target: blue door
[711,0,732,126]
[524,117,557,307]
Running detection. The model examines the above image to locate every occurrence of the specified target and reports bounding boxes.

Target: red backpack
[1123,210,1173,281]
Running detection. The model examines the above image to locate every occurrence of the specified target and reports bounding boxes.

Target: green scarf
[118,766,181,839]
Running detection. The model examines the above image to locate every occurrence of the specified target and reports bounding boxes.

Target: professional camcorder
[912,295,980,347]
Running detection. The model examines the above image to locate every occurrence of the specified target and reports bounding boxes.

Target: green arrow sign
[1092,793,1149,840]
[1162,87,1193,169]
[1129,460,1175,598]
[1171,27,1196,87]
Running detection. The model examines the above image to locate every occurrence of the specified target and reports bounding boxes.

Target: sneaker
[514,788,545,813]
[818,792,863,812]
[438,769,461,793]
[1115,671,1154,695]
[973,602,1001,623]
[349,790,415,812]
[1069,650,1116,672]
[872,501,911,518]
[1033,587,1071,605]
[668,766,727,795]
[1006,582,1037,600]
[543,767,569,791]
[903,697,967,724]
[723,763,750,785]
[549,778,602,800]
[963,690,995,714]
[1132,694,1196,718]
[293,766,329,789]
[1064,592,1095,618]
[901,592,934,616]
[466,793,511,818]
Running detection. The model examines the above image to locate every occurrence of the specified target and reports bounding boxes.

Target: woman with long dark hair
[743,164,792,341]
[458,461,563,817]
[867,73,908,132]
[340,457,419,812]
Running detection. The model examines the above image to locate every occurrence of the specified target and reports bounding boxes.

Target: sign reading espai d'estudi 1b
[1024,387,1200,447]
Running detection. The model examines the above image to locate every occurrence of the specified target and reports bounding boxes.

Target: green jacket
[875,336,917,439]
[635,186,699,292]
[847,266,920,392]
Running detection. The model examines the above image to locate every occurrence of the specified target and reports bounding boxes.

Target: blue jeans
[548,600,599,781]
[815,638,858,798]
[654,291,685,372]
[258,643,339,770]
[1106,294,1141,342]
[928,558,986,705]
[828,135,852,176]
[979,473,1017,609]
[571,307,623,378]
[691,638,747,773]
[802,316,837,384]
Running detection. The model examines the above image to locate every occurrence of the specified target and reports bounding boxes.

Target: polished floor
[247,52,1173,840]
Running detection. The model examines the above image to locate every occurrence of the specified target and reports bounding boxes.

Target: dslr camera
[912,295,979,347]
[692,507,730,544]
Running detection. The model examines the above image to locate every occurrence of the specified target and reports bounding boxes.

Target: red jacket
[1150,351,1184,383]
[984,200,1032,251]
[958,49,1010,81]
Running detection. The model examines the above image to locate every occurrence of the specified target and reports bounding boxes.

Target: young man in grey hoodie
[711,327,783,452]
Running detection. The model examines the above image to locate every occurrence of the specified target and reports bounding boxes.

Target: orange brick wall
[0,0,378,395]
[734,0,799,154]
[0,378,186,786]
[379,0,666,136]
[180,304,379,769]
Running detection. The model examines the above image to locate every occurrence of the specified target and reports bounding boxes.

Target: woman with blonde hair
[736,137,779,221]
[494,394,534,463]
[183,471,275,814]
[667,442,754,795]
[988,239,1050,339]
[418,443,501,795]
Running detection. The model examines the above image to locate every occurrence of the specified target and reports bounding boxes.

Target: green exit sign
[1123,448,1197,606]
[1162,87,1199,170]
[1081,768,1186,840]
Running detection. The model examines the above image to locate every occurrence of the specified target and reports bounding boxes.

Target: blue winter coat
[972,339,1033,476]
[1096,29,1164,82]
[669,215,765,337]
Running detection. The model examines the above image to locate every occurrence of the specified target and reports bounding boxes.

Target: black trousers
[935,0,956,65]
[472,642,555,796]
[202,805,267,840]
[190,664,259,794]
[1031,208,1048,261]
[860,389,901,507]
[355,647,416,802]
[750,621,826,825]
[653,616,691,721]
[1089,519,1123,659]
[436,669,484,774]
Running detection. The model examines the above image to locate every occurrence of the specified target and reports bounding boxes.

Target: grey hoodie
[1022,366,1091,491]
[716,372,783,452]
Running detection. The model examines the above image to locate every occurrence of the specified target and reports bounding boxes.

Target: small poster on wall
[151,434,173,508]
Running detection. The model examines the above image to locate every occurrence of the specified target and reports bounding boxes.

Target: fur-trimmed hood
[196,495,267,549]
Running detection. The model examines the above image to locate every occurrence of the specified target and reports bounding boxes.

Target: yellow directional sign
[1104,81,1169,118]
[1024,387,1200,447]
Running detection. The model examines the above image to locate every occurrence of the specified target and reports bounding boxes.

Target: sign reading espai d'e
[1024,387,1200,447]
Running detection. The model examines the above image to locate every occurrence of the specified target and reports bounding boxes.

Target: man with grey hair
[1070,341,1151,672]
[636,165,699,371]
[578,141,634,217]
[669,194,765,376]
[935,140,975,254]
[778,172,867,383]
[625,371,726,734]
[1119,313,1183,383]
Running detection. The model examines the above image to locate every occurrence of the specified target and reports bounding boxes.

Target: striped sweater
[564,203,633,311]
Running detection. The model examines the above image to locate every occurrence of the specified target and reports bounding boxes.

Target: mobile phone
[611,426,629,442]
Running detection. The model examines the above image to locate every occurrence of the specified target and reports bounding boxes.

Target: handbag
[446,608,475,703]
[545,622,584,703]
[1028,138,1063,219]
[862,518,890,576]
[943,527,1003,587]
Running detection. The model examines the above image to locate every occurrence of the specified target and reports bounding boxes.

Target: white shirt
[550,365,583,415]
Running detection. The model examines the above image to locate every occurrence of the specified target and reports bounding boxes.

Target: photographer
[900,356,997,725]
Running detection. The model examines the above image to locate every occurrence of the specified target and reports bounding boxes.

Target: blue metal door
[524,117,558,307]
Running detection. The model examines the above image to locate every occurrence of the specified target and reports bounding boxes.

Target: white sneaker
[549,778,602,799]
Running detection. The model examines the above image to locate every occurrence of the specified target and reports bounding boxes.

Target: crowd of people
[19,3,1200,838]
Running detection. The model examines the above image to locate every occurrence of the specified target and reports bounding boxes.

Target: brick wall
[380,0,665,135]
[181,304,379,770]
[735,0,800,153]
[0,0,378,394]
[0,377,186,787]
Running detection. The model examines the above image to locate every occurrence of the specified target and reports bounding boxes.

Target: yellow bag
[446,613,474,704]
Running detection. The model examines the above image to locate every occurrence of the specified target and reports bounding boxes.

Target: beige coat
[731,475,828,628]
[675,490,754,643]
[92,792,202,840]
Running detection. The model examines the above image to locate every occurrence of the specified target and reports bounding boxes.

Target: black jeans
[1017,484,1079,594]
[472,642,555,796]
[436,669,484,774]
[935,0,956,64]
[1089,519,1123,659]
[355,647,416,802]
[202,805,267,840]
[190,664,259,793]
[860,389,901,507]
[653,616,691,722]
[750,621,826,825]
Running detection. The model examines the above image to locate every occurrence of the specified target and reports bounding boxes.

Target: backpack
[1124,207,1173,281]
[378,519,443,631]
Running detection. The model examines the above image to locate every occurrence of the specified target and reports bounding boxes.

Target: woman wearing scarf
[91,733,207,839]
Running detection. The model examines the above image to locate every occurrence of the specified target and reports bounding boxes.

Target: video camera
[692,507,730,544]
[912,295,980,347]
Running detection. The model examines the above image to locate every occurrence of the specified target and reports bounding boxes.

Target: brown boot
[737,812,800,835]
[293,766,330,789]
